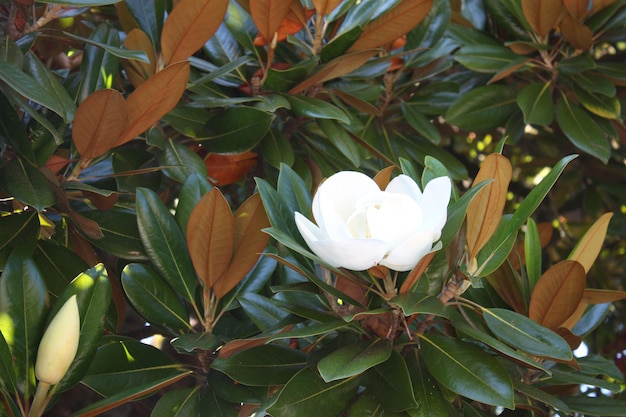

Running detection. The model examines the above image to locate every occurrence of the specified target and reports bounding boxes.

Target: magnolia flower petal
[367,194,423,244]
[385,174,423,201]
[380,230,438,271]
[418,176,452,231]
[295,212,328,246]
[307,238,390,270]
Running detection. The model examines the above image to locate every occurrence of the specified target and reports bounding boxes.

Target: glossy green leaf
[265,62,314,92]
[284,95,351,124]
[578,354,624,381]
[268,320,351,342]
[567,72,616,96]
[574,83,621,119]
[0,158,55,212]
[256,178,306,244]
[163,107,211,139]
[136,187,198,302]
[82,337,187,397]
[513,379,570,413]
[175,172,213,234]
[562,396,626,416]
[53,264,112,393]
[112,147,162,193]
[34,240,89,299]
[555,96,610,163]
[238,292,290,332]
[0,330,17,394]
[124,0,165,50]
[440,180,490,249]
[0,211,39,258]
[318,339,392,382]
[318,119,361,167]
[201,107,274,153]
[53,29,149,62]
[277,163,313,220]
[405,349,449,417]
[79,210,145,260]
[171,332,221,354]
[122,263,191,333]
[419,334,514,408]
[158,138,208,184]
[475,215,518,277]
[0,89,35,162]
[268,367,360,417]
[346,392,384,417]
[401,102,441,144]
[572,302,610,337]
[151,386,203,417]
[367,349,418,413]
[517,82,554,125]
[482,308,572,360]
[523,218,541,291]
[76,23,121,103]
[392,292,452,319]
[211,345,307,386]
[445,85,518,131]
[454,44,524,73]
[452,321,551,374]
[208,368,267,404]
[321,25,363,62]
[0,250,47,397]
[260,127,295,168]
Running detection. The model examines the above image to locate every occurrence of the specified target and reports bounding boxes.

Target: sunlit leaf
[122,29,156,87]
[249,0,293,43]
[161,0,230,65]
[521,0,563,37]
[318,339,392,382]
[312,0,343,16]
[528,260,586,329]
[568,212,613,273]
[72,89,128,160]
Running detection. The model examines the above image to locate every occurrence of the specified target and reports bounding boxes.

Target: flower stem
[28,382,51,417]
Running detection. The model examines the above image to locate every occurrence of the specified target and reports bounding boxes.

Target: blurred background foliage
[1,0,626,415]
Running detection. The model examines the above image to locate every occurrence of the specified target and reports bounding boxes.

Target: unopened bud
[35,295,80,385]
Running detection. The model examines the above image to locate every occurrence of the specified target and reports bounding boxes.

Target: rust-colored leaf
[205,151,258,186]
[555,327,582,350]
[250,0,293,45]
[161,0,229,65]
[72,89,128,160]
[122,29,156,88]
[466,153,512,260]
[118,61,190,146]
[568,212,613,273]
[289,50,377,94]
[590,0,617,13]
[218,325,294,359]
[347,0,433,52]
[560,14,593,50]
[521,0,564,37]
[81,190,119,211]
[564,0,590,20]
[335,274,369,306]
[528,260,586,329]
[509,222,553,270]
[213,193,270,299]
[186,188,234,290]
[373,165,396,190]
[559,298,589,330]
[311,0,342,16]
[485,265,527,314]
[583,288,626,304]
[253,7,314,46]
[399,250,436,293]
[333,89,381,116]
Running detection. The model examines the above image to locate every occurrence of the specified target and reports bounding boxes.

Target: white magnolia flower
[295,172,451,271]
[35,295,81,385]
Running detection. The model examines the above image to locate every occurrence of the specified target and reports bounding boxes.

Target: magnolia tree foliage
[0,0,626,416]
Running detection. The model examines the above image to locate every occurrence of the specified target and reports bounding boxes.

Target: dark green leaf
[268,320,351,342]
[260,127,295,168]
[419,334,514,408]
[151,386,203,417]
[513,379,570,413]
[318,339,392,382]
[157,138,208,183]
[578,354,624,382]
[111,147,161,193]
[208,370,266,404]
[475,215,518,277]
[136,187,198,302]
[277,163,313,220]
[121,263,191,333]
[201,107,274,153]
[124,0,164,50]
[211,345,307,386]
[574,83,621,119]
[549,368,622,392]
[284,95,351,123]
[524,218,541,290]
[0,250,47,396]
[391,293,453,319]
[0,158,55,211]
[516,82,554,125]
[76,23,121,102]
[318,119,361,167]
[562,395,626,416]
[79,210,145,260]
[175,172,213,234]
[0,211,39,259]
[38,0,124,6]
[171,332,221,354]
[346,392,384,417]
[572,302,610,337]
[265,61,315,92]
[440,180,490,249]
[555,96,610,163]
[445,85,518,131]
[162,107,211,139]
[0,331,17,393]
[401,102,441,144]
[405,349,449,417]
[0,89,36,162]
[238,292,290,332]
[268,367,360,417]
[454,44,524,73]
[82,337,187,397]
[368,349,418,413]
[321,25,363,62]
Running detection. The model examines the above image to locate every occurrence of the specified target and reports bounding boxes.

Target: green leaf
[76,23,121,102]
[419,334,514,409]
[524,218,541,291]
[82,336,187,397]
[238,293,290,332]
[34,241,88,298]
[346,392,384,417]
[0,158,55,212]
[124,0,165,50]
[151,386,203,417]
[475,215,518,277]
[23,52,76,122]
[482,308,572,360]
[122,263,191,333]
[367,349,418,413]
[445,85,518,131]
[175,173,213,234]
[573,83,621,119]
[211,345,307,386]
[136,188,198,302]
[318,119,361,167]
[158,138,208,183]
[391,293,453,319]
[201,107,275,153]
[401,102,441,144]
[513,380,570,413]
[208,368,267,404]
[277,163,313,219]
[260,127,296,168]
[549,368,622,392]
[321,25,363,62]
[0,330,17,393]
[268,367,360,417]
[112,147,161,193]
[163,107,211,139]
[555,95,610,163]
[572,302,610,337]
[0,250,47,397]
[265,61,315,92]
[79,210,145,260]
[562,396,626,416]
[54,264,112,393]
[283,94,351,123]
[578,354,624,381]
[0,89,36,162]
[454,44,525,73]
[267,320,351,342]
[516,82,554,125]
[171,332,221,354]
[405,350,449,417]
[318,339,392,382]
[440,180,491,249]
[0,211,39,259]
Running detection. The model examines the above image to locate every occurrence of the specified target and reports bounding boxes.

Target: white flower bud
[35,295,80,385]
